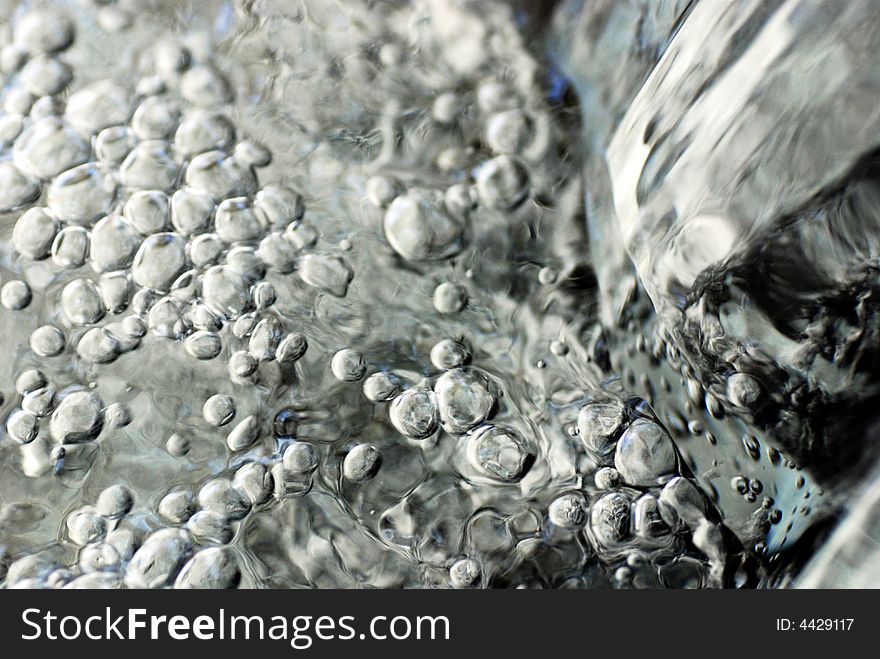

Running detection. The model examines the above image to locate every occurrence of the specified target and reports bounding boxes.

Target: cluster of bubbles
[0,1,762,589]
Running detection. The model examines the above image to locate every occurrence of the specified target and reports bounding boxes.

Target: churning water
[0,0,874,589]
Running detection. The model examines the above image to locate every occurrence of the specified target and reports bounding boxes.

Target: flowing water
[0,0,873,589]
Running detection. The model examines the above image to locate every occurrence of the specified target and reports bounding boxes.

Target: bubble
[233,462,274,506]
[95,484,134,519]
[256,232,297,273]
[202,265,250,317]
[131,96,180,140]
[430,338,471,370]
[232,313,258,339]
[228,350,258,383]
[51,225,89,268]
[79,542,121,573]
[169,186,222,237]
[99,272,132,313]
[125,528,193,589]
[174,111,235,156]
[215,197,264,243]
[89,215,141,273]
[66,507,108,546]
[187,510,234,545]
[188,233,222,269]
[121,314,147,338]
[65,80,131,136]
[49,390,103,445]
[727,372,763,409]
[577,397,626,458]
[12,208,58,261]
[252,185,304,228]
[343,443,383,482]
[485,109,533,154]
[0,114,23,146]
[165,433,190,458]
[0,161,40,211]
[658,477,708,529]
[549,492,588,530]
[198,478,251,520]
[614,419,677,487]
[20,56,71,96]
[282,442,319,474]
[475,155,530,210]
[299,253,354,297]
[365,176,398,208]
[284,220,319,250]
[234,140,271,168]
[252,281,276,309]
[1,280,32,310]
[226,246,265,281]
[95,125,135,164]
[157,490,194,524]
[331,348,366,382]
[76,327,121,363]
[154,40,191,76]
[227,415,260,452]
[185,151,255,200]
[16,369,47,395]
[595,467,621,490]
[383,190,465,260]
[467,424,534,483]
[434,367,497,434]
[47,163,117,225]
[362,371,402,402]
[433,282,468,314]
[6,409,39,444]
[180,65,232,107]
[22,386,56,417]
[104,402,132,428]
[60,278,105,326]
[182,330,221,360]
[202,394,235,427]
[590,492,631,547]
[147,296,189,338]
[449,558,481,588]
[120,140,179,190]
[15,11,74,55]
[477,80,517,113]
[174,547,241,589]
[432,92,460,125]
[246,317,280,361]
[0,44,26,74]
[538,266,558,285]
[13,117,89,179]
[132,232,188,291]
[389,387,439,439]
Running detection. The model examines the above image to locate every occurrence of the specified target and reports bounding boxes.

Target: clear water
[0,0,870,589]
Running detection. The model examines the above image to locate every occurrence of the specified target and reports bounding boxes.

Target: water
[0,0,870,589]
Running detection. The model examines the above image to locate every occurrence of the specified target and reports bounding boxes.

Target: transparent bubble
[343,443,383,482]
[299,253,353,297]
[389,387,440,439]
[60,278,105,326]
[47,163,117,225]
[203,394,235,427]
[614,419,677,487]
[363,371,402,402]
[13,208,59,260]
[430,338,471,370]
[475,155,529,210]
[159,490,195,523]
[174,547,240,589]
[548,492,588,530]
[0,161,40,212]
[435,367,497,434]
[89,215,141,273]
[132,232,188,291]
[433,282,468,314]
[226,415,260,452]
[466,424,534,483]
[95,484,134,519]
[1,279,32,310]
[13,117,89,179]
[449,557,481,588]
[125,528,193,589]
[383,190,465,261]
[6,409,39,445]
[331,348,366,382]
